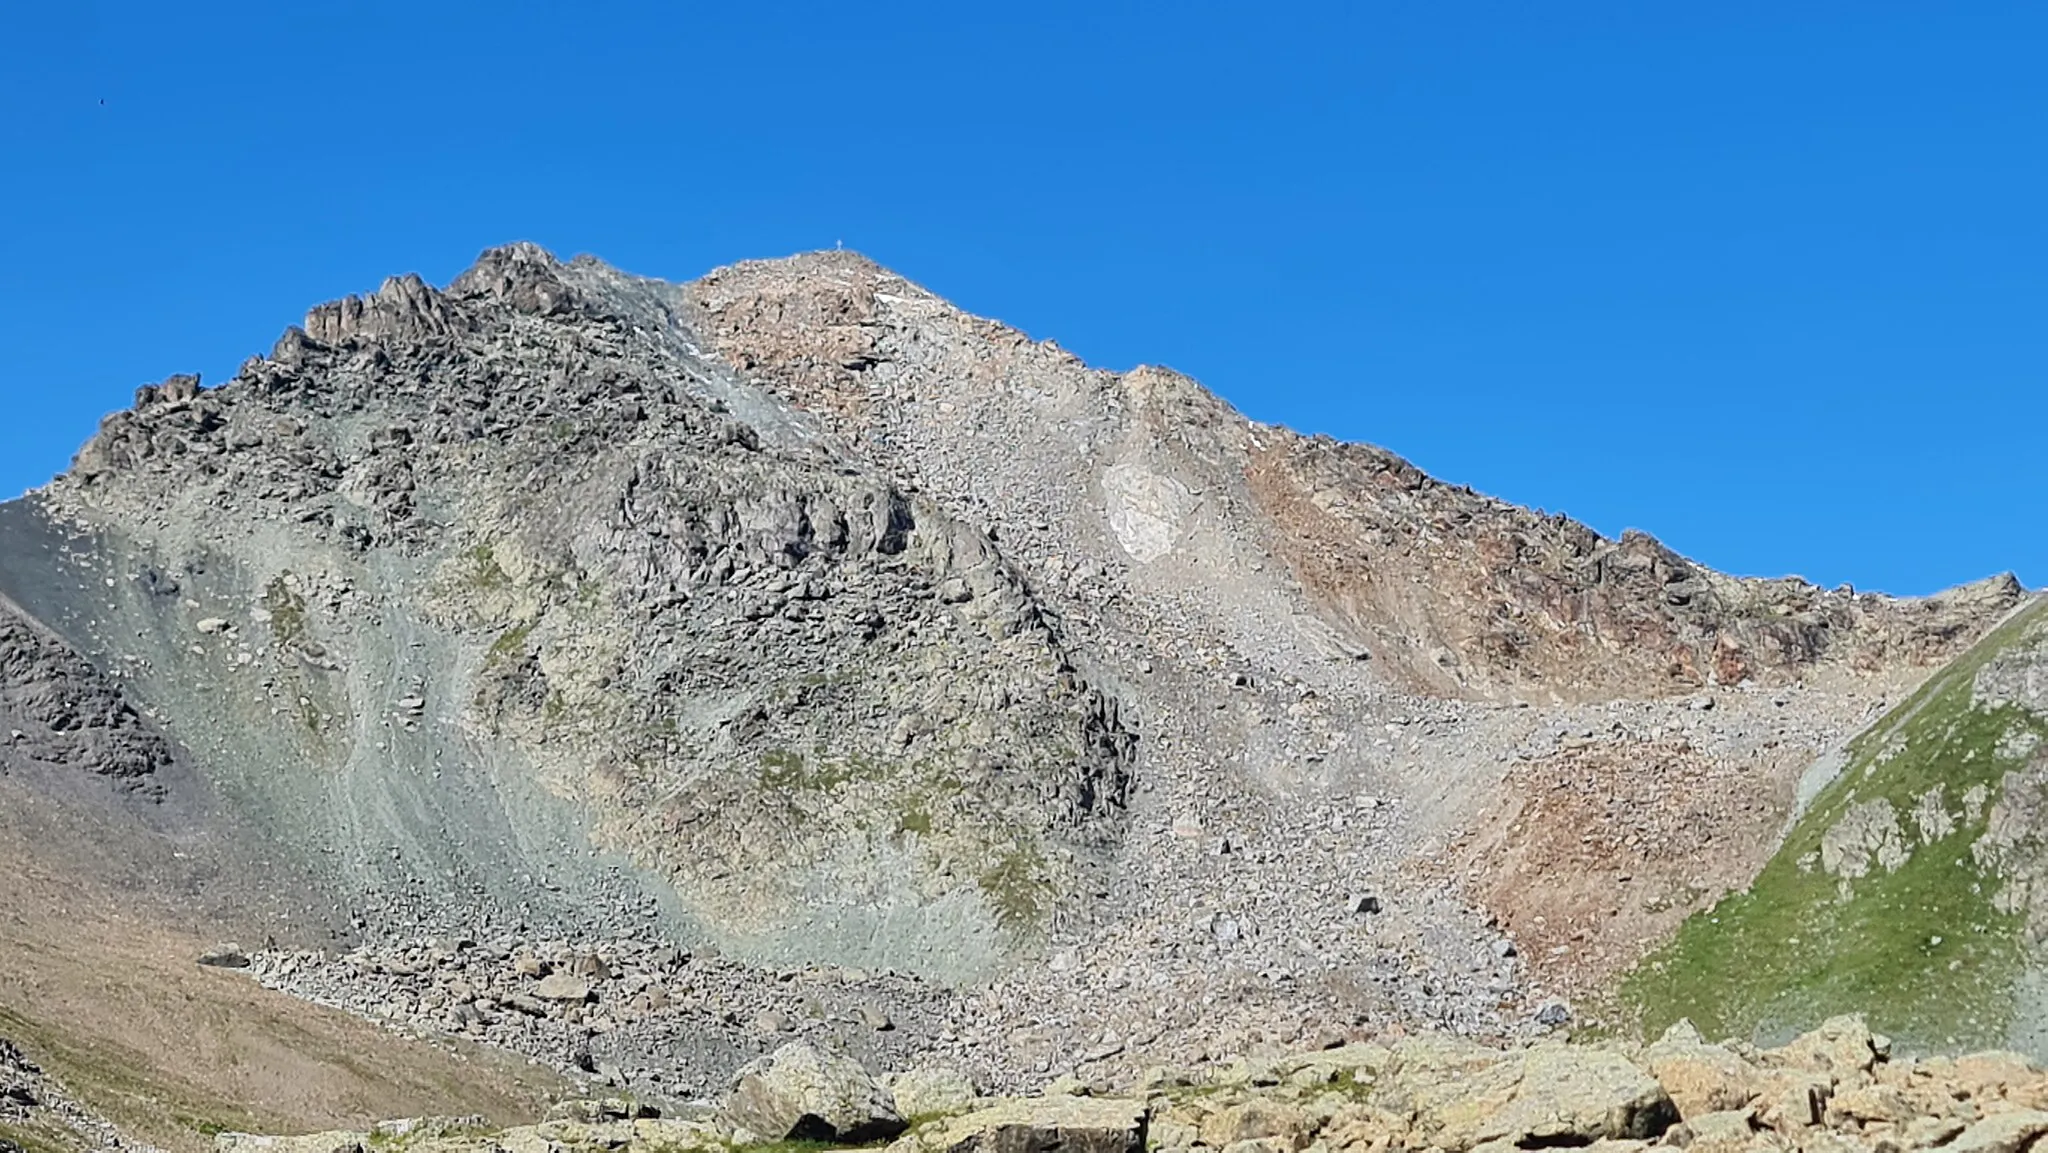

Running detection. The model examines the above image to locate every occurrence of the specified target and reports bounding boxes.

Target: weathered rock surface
[215,1020,2048,1153]
[890,1095,1145,1153]
[888,1065,982,1121]
[722,1042,906,1142]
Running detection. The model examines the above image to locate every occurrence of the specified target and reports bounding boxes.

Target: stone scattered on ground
[211,1015,2048,1153]
[199,943,252,969]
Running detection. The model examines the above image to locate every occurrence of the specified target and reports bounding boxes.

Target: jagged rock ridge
[28,244,1136,980]
[683,251,2020,702]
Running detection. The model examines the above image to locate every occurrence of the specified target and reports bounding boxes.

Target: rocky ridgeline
[217,1017,2048,1153]
[686,251,2021,703]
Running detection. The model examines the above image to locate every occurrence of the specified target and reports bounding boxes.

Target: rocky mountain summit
[0,243,2030,1149]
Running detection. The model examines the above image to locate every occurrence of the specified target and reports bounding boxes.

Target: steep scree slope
[0,245,2022,1060]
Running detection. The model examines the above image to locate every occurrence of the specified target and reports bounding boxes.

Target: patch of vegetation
[365,1118,495,1150]
[0,1004,259,1151]
[0,1119,86,1153]
[757,748,810,791]
[755,749,892,794]
[722,1139,851,1153]
[897,801,935,837]
[483,621,536,672]
[464,545,512,593]
[979,840,1054,932]
[1624,600,2048,1049]
[262,575,308,648]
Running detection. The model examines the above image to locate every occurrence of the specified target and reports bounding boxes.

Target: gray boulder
[887,1064,981,1120]
[724,1042,906,1142]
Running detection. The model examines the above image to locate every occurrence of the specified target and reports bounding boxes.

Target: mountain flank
[0,243,2028,1145]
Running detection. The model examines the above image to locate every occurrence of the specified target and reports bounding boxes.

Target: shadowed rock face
[0,595,171,799]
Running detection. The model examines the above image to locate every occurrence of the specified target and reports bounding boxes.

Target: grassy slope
[1625,597,2048,1050]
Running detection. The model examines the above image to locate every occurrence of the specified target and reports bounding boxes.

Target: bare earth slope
[0,244,2025,1126]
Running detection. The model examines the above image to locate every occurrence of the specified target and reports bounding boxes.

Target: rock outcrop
[723,1042,907,1142]
[0,1035,138,1152]
[216,1019,2048,1153]
[0,595,172,799]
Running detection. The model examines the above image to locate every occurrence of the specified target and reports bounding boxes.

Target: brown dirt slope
[0,778,565,1152]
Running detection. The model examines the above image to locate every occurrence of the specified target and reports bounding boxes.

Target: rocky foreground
[216,1016,2048,1153]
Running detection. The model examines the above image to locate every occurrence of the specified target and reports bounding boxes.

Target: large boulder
[1763,1016,1882,1084]
[1946,1111,2048,1153]
[888,1065,982,1120]
[889,1096,1146,1153]
[1641,1020,1758,1119]
[1394,1043,1678,1152]
[724,1042,907,1143]
[1196,1098,1315,1150]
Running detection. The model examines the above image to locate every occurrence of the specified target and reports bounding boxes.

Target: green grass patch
[262,575,309,648]
[464,545,512,593]
[755,749,892,794]
[979,841,1054,932]
[897,802,935,837]
[1624,599,2048,1049]
[0,1004,261,1151]
[484,621,536,672]
[0,1119,89,1153]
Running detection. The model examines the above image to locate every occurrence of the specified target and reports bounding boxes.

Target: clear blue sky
[3,3,2041,596]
